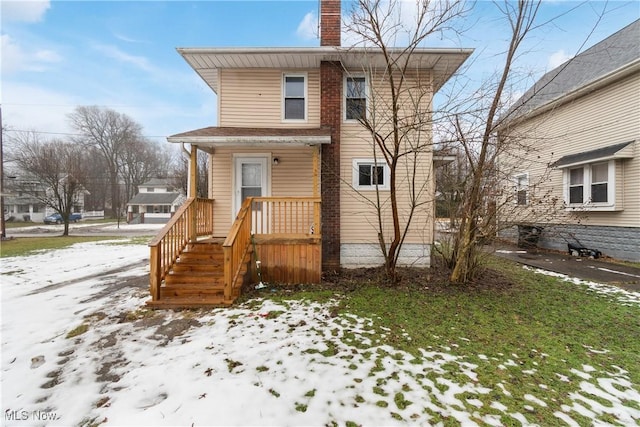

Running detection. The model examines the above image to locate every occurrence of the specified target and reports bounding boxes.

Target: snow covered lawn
[1,240,639,426]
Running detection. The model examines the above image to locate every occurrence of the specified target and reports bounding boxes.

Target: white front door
[234,156,269,230]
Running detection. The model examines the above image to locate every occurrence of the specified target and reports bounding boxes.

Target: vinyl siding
[501,72,640,228]
[340,69,435,245]
[208,147,315,236]
[219,69,320,127]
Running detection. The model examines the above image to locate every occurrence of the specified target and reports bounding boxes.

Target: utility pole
[1,105,6,239]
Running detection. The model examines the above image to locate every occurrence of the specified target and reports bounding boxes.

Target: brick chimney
[320,0,341,46]
[320,0,342,271]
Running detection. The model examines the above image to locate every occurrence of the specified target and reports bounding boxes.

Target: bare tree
[68,106,142,219]
[438,0,592,283]
[344,0,468,281]
[10,132,88,236]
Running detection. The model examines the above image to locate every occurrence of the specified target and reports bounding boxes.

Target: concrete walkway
[491,243,640,292]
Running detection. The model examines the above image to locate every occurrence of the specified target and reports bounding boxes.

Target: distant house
[498,20,639,261]
[3,175,87,222]
[126,178,186,224]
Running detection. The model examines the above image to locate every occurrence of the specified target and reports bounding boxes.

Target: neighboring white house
[126,178,186,224]
[498,20,639,261]
[3,175,88,222]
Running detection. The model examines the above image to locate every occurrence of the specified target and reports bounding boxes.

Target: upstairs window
[283,74,306,120]
[345,76,366,121]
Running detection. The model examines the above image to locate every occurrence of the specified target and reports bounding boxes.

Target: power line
[4,128,170,140]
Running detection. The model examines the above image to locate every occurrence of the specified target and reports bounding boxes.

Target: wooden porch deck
[147,197,321,309]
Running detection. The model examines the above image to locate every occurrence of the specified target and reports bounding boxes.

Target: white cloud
[0,34,61,75]
[91,43,155,73]
[548,49,571,69]
[296,11,318,40]
[1,0,50,22]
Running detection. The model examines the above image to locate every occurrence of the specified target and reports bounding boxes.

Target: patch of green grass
[304,389,316,397]
[256,366,269,372]
[248,255,640,425]
[294,402,307,412]
[66,324,89,339]
[0,236,120,258]
[394,392,412,410]
[268,388,280,398]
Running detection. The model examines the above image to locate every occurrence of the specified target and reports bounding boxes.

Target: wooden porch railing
[148,197,214,301]
[250,196,322,235]
[222,196,322,301]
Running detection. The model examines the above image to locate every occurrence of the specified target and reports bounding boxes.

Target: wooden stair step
[179,252,224,261]
[147,297,232,309]
[165,274,223,286]
[172,263,219,273]
[187,243,224,253]
[160,286,225,299]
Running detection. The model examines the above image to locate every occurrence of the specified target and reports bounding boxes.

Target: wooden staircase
[147,240,249,309]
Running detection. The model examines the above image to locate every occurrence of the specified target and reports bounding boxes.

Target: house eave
[167,135,332,147]
[177,46,474,94]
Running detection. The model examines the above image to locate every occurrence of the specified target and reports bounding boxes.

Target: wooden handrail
[148,197,214,301]
[222,197,253,302]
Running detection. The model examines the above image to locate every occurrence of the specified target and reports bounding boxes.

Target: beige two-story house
[498,20,639,262]
[148,0,471,307]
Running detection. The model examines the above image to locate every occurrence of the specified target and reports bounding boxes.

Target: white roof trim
[177,46,473,94]
[167,135,331,146]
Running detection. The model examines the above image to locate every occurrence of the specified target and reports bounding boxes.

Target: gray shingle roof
[553,141,635,167]
[506,19,639,121]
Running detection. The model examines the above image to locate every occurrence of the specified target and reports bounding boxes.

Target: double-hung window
[555,141,633,211]
[283,74,306,121]
[353,159,389,190]
[565,161,614,208]
[514,173,528,205]
[345,76,366,121]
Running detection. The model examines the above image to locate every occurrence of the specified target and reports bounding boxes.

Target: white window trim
[352,158,390,191]
[282,72,308,122]
[344,74,368,122]
[513,172,529,205]
[563,160,618,211]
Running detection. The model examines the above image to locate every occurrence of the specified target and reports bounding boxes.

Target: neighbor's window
[345,76,366,121]
[565,161,613,206]
[590,162,608,203]
[353,159,389,190]
[569,167,584,204]
[283,74,306,120]
[514,173,528,205]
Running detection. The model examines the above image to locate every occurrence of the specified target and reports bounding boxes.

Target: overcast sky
[1,0,638,144]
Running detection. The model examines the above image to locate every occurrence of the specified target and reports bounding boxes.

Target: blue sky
[1,0,638,144]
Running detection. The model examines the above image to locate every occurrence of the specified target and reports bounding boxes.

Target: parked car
[43,213,82,224]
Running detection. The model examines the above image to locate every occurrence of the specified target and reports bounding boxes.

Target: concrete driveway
[492,243,640,292]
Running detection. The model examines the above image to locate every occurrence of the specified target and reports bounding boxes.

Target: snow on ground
[1,241,639,426]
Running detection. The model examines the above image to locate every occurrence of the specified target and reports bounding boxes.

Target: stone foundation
[500,224,640,262]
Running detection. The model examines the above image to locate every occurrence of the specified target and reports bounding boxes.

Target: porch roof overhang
[167,126,332,147]
[553,141,636,169]
[176,46,473,94]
